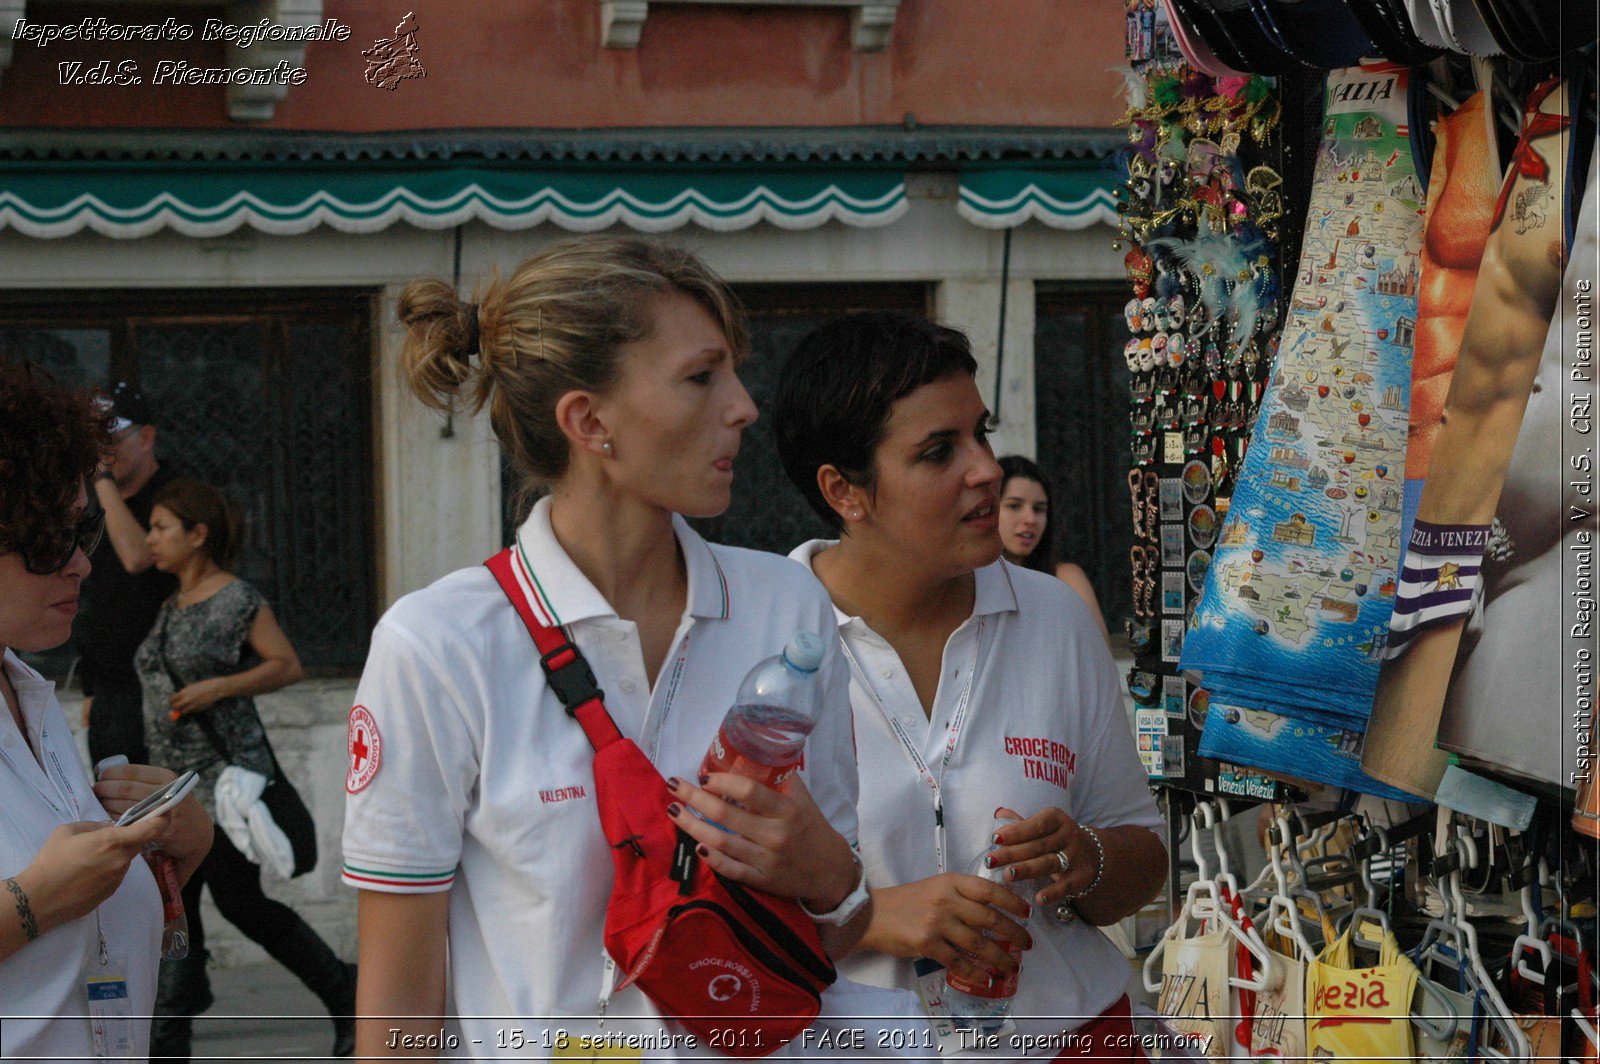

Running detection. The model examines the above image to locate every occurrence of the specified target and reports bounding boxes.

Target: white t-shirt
[0,649,162,1059]
[342,498,872,1056]
[789,543,1165,1049]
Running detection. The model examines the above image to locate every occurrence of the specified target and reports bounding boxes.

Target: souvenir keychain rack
[1117,0,1312,804]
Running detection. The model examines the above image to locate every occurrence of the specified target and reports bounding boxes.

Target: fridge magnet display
[1188,504,1218,549]
[1163,571,1186,613]
[1160,478,1184,520]
[1161,523,1185,566]
[1186,549,1212,593]
[1161,618,1185,663]
[1162,734,1186,779]
[1181,459,1212,505]
[1163,674,1187,717]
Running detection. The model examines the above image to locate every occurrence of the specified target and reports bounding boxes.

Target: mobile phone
[115,771,198,827]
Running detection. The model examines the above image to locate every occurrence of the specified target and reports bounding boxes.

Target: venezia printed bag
[1306,921,1419,1063]
[1157,925,1232,1061]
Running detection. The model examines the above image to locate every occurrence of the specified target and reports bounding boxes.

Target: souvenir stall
[1118,0,1600,1058]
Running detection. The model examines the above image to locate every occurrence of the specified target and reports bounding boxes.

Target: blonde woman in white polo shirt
[0,362,213,1060]
[344,239,879,1058]
[773,313,1168,1061]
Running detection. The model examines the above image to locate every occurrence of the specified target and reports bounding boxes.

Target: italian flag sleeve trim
[341,862,458,893]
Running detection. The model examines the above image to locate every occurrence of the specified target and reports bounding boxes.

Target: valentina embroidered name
[539,785,587,804]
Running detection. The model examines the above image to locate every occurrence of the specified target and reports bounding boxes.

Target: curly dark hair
[0,363,113,557]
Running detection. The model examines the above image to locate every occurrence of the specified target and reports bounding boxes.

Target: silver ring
[1054,849,1070,873]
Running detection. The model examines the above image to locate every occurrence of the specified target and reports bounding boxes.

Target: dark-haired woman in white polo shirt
[775,313,1168,1062]
[343,238,892,1059]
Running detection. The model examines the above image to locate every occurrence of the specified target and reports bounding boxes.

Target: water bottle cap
[782,631,825,673]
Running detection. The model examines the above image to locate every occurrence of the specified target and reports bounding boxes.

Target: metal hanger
[1413,817,1531,1061]
[1338,905,1459,1042]
[1262,814,1321,962]
[1510,870,1554,985]
[1144,801,1276,995]
[1272,814,1337,949]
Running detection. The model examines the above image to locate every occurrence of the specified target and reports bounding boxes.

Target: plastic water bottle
[699,632,825,793]
[144,850,190,960]
[96,757,188,960]
[946,814,1029,1034]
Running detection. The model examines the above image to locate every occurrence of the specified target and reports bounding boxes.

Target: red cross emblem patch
[346,705,382,794]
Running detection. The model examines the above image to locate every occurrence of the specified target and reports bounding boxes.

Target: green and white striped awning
[957,164,1119,230]
[0,163,910,238]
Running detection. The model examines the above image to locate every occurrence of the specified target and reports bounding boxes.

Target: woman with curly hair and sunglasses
[0,362,212,1059]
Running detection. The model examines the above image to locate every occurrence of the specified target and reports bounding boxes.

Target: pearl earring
[602,441,613,453]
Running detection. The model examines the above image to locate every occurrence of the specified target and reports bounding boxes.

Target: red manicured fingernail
[696,844,709,858]
[1006,867,1018,881]
[666,777,681,791]
[667,802,682,817]
[698,773,710,786]
[985,855,995,869]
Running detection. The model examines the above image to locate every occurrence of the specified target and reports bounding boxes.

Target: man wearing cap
[79,382,177,765]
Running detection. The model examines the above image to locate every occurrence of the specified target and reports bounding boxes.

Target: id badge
[912,958,1016,1056]
[86,955,134,1059]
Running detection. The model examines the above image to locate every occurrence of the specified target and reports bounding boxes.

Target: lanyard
[644,625,693,766]
[838,617,988,875]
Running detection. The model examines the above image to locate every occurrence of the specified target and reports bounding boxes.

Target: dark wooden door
[1033,284,1135,634]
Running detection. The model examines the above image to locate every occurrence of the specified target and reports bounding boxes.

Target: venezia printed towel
[1182,64,1424,794]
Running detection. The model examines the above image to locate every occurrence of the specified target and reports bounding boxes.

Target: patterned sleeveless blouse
[134,579,274,812]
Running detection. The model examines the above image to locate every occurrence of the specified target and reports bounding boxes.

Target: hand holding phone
[115,771,199,827]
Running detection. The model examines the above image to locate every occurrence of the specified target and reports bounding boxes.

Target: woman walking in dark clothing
[135,478,354,1059]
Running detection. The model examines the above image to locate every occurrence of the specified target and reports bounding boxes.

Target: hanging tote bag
[1306,921,1419,1063]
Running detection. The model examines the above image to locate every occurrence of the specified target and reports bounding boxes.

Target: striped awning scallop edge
[0,163,910,238]
[957,164,1120,230]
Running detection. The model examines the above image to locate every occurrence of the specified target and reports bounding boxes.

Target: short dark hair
[998,454,1057,574]
[0,363,113,557]
[774,312,978,531]
[154,479,245,570]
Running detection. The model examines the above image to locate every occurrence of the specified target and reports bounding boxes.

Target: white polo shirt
[0,649,162,1059]
[789,543,1165,1049]
[341,498,869,1056]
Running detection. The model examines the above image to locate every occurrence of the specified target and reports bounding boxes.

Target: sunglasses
[16,508,105,575]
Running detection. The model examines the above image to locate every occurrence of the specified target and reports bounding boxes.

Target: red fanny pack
[486,549,836,1056]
